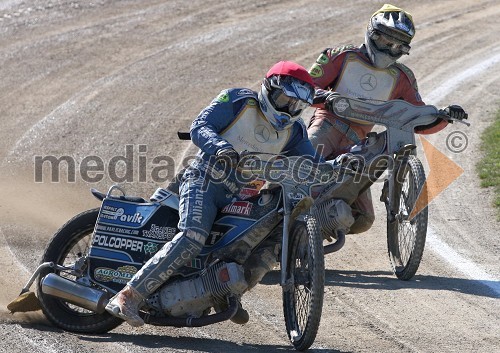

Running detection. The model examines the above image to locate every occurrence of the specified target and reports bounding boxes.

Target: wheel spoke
[37,209,122,333]
[283,217,324,350]
[387,156,428,280]
[396,167,419,265]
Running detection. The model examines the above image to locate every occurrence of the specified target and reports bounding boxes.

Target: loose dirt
[1,1,498,352]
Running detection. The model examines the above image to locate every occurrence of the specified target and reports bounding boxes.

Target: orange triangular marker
[409,136,464,219]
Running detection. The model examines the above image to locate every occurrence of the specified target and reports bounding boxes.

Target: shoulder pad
[314,45,357,65]
[214,89,231,103]
[216,88,257,103]
[393,62,418,91]
[310,45,358,78]
[326,44,357,58]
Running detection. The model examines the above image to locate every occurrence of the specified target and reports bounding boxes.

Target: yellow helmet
[365,4,416,68]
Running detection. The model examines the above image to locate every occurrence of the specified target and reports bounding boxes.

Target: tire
[282,215,325,351]
[387,155,428,280]
[36,208,123,333]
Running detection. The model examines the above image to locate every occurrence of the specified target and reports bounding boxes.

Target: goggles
[270,90,310,117]
[268,75,313,117]
[371,31,411,56]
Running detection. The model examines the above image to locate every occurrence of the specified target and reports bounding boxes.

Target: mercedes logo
[254,125,270,142]
[360,73,377,91]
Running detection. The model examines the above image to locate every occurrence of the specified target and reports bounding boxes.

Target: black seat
[91,188,147,203]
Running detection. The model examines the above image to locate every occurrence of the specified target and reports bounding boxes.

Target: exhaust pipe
[41,273,109,313]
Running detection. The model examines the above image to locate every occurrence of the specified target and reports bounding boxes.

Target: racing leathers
[123,87,319,306]
[307,45,448,234]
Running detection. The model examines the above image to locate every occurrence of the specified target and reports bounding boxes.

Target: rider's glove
[216,148,240,169]
[440,105,468,122]
[324,92,341,114]
[333,153,363,173]
[312,89,330,105]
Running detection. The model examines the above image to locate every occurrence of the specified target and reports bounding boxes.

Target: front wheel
[282,215,325,351]
[36,208,122,333]
[387,155,428,280]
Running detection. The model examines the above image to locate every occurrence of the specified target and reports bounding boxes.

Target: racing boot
[106,231,204,327]
[105,285,145,327]
[230,301,249,324]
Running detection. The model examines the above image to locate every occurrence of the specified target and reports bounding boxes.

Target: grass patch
[476,111,500,219]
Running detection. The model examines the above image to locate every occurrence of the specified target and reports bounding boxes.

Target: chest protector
[220,102,290,154]
[334,54,398,124]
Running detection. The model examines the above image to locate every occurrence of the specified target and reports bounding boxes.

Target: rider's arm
[393,63,449,134]
[190,89,252,155]
[308,47,351,108]
[281,120,325,162]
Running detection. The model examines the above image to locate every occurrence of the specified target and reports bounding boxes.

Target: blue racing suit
[129,88,319,297]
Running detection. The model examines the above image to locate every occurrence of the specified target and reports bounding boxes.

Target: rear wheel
[282,215,324,351]
[387,155,428,280]
[36,209,122,333]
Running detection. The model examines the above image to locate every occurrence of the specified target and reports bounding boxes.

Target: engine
[315,199,354,239]
[147,262,248,318]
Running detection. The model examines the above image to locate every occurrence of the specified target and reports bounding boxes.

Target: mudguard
[88,198,179,292]
[88,189,283,292]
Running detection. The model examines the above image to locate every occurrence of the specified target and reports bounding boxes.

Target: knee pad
[149,230,205,272]
[127,230,205,295]
[171,229,207,248]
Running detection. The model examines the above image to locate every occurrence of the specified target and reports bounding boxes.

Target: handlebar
[328,95,470,130]
[446,116,471,127]
[237,152,346,188]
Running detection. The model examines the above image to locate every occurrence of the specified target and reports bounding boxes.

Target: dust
[0,309,49,326]
[0,0,499,352]
[0,168,98,313]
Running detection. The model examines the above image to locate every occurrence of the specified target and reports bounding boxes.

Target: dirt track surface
[0,1,499,352]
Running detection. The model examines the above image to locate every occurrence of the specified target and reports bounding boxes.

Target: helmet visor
[270,90,310,117]
[268,76,313,117]
[371,31,411,56]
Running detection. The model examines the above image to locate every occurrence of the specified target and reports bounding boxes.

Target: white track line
[425,50,500,103]
[425,51,500,296]
[427,228,500,296]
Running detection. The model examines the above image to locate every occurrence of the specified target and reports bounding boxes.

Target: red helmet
[258,61,315,131]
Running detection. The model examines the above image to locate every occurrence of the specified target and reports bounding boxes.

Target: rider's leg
[227,232,281,325]
[106,168,232,326]
[348,188,375,234]
[243,232,281,290]
[308,117,341,159]
[309,115,365,157]
[105,230,204,327]
[164,167,186,195]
